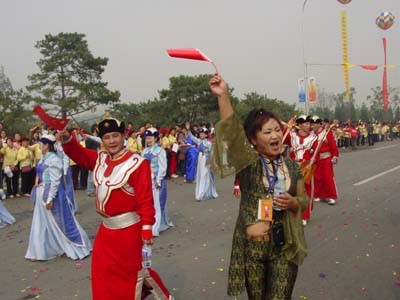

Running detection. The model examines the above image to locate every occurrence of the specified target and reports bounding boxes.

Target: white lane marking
[372,145,398,151]
[353,165,400,186]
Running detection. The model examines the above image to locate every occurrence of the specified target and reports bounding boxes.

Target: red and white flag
[167,48,218,73]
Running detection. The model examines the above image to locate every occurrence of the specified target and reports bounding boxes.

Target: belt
[319,152,332,159]
[246,234,270,242]
[102,211,140,229]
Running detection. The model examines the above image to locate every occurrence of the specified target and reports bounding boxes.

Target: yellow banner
[341,11,350,100]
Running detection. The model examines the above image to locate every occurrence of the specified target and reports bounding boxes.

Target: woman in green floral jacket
[210,74,308,300]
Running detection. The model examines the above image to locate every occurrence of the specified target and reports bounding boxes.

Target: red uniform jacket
[63,136,157,300]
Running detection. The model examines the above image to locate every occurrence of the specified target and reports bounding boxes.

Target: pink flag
[167,48,218,73]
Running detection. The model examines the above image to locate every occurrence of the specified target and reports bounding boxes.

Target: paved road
[1,141,400,300]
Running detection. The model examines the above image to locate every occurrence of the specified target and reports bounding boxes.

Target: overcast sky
[1,0,399,111]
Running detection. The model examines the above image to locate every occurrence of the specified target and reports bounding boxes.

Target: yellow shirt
[128,137,142,153]
[1,146,18,168]
[160,136,170,149]
[336,128,344,138]
[168,135,177,145]
[381,125,389,134]
[29,143,42,164]
[17,146,33,168]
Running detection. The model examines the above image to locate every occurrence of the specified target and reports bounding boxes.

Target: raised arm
[59,131,98,171]
[209,74,233,120]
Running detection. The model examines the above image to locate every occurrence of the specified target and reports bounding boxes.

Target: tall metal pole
[301,0,309,115]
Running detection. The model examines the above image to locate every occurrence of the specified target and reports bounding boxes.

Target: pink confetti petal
[28,286,42,291]
[39,267,48,273]
[395,279,400,287]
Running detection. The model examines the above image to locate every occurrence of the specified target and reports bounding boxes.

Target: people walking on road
[60,116,172,300]
[25,134,92,261]
[1,137,20,198]
[284,115,316,226]
[142,127,173,236]
[183,128,199,183]
[186,124,218,201]
[309,116,339,206]
[210,74,308,300]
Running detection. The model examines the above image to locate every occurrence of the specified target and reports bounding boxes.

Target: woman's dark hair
[243,108,282,144]
[48,144,56,152]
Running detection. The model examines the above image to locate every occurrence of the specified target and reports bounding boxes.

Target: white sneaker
[327,198,336,205]
[171,174,179,178]
[313,198,320,202]
[302,220,307,226]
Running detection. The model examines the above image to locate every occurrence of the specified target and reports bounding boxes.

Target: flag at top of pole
[166,48,218,74]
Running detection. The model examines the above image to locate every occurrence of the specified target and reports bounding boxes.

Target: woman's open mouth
[270,141,280,150]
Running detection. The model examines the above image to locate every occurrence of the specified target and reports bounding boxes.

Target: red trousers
[169,153,177,175]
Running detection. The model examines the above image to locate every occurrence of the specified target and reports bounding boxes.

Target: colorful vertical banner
[341,10,351,100]
[382,37,389,111]
[298,78,306,103]
[308,77,317,102]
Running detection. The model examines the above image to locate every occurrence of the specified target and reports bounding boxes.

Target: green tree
[158,74,228,124]
[0,89,32,134]
[366,86,400,122]
[235,92,299,122]
[0,66,13,93]
[333,88,356,122]
[0,67,34,134]
[27,32,120,118]
[359,102,370,122]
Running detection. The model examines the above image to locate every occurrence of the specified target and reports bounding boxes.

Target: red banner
[360,65,378,70]
[33,106,70,131]
[382,38,389,111]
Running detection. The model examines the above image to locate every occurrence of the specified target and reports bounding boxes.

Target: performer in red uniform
[60,116,172,300]
[309,116,339,205]
[283,115,316,225]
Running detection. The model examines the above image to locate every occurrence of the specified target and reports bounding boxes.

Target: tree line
[0,32,399,135]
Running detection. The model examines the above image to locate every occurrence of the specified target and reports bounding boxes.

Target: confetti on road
[319,273,327,279]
